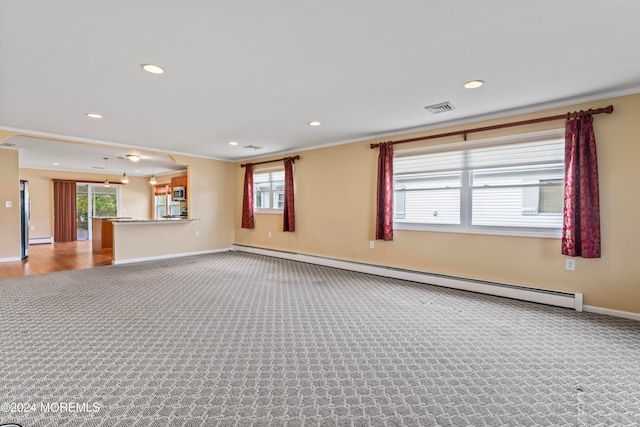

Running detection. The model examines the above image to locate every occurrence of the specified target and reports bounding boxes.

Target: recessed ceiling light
[126,154,141,162]
[308,121,321,126]
[141,64,165,74]
[86,113,103,119]
[229,141,238,146]
[51,162,60,166]
[464,80,484,89]
[134,170,141,173]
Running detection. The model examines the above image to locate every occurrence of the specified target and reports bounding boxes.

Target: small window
[254,169,284,211]
[154,184,180,219]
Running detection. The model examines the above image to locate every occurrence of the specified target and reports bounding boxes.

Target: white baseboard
[231,244,639,321]
[583,305,640,322]
[0,256,21,263]
[29,237,53,245]
[112,248,232,265]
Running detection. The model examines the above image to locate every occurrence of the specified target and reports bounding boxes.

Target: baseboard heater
[232,244,583,311]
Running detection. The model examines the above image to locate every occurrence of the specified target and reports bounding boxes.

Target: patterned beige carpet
[1,251,639,426]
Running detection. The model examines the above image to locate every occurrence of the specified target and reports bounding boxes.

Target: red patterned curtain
[375,142,394,241]
[241,164,255,229]
[562,115,601,258]
[283,158,295,232]
[53,180,77,242]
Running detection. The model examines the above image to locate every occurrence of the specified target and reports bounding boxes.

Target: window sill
[255,209,283,215]
[394,222,561,239]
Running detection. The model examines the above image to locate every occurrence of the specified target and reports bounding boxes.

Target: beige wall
[234,93,640,314]
[113,156,235,261]
[120,175,155,220]
[0,148,21,259]
[18,168,152,240]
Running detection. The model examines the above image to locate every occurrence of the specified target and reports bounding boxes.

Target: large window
[394,133,565,236]
[254,169,285,211]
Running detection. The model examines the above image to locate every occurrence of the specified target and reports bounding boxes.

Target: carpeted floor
[1,251,639,426]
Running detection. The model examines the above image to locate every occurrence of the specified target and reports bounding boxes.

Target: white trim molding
[232,244,640,321]
[0,256,22,263]
[232,244,583,312]
[583,305,640,322]
[29,237,53,245]
[112,248,231,265]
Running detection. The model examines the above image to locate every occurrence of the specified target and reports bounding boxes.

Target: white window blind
[394,137,565,234]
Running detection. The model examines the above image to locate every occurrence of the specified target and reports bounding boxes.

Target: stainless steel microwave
[173,186,186,201]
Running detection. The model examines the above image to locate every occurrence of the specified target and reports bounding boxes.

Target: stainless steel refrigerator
[20,180,29,259]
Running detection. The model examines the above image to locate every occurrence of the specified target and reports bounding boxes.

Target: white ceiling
[6,135,185,177]
[2,0,640,170]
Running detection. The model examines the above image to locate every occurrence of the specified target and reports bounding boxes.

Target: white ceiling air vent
[425,101,455,114]
[243,145,263,150]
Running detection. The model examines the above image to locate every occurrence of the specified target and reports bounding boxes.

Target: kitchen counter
[110,217,207,264]
[111,218,198,224]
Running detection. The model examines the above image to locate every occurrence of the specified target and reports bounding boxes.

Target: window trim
[393,129,565,239]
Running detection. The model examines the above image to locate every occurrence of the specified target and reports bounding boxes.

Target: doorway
[76,184,119,241]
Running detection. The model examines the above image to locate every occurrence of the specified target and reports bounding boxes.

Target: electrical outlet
[565,258,576,271]
[30,225,35,230]
[5,201,11,208]
[268,232,272,238]
[195,230,200,237]
[369,240,375,249]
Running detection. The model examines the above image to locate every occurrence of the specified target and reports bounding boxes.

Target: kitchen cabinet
[92,218,113,254]
[171,176,188,194]
[92,217,131,253]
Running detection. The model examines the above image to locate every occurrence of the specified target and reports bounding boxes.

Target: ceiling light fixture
[149,154,157,185]
[121,151,129,184]
[51,162,60,166]
[308,121,321,126]
[141,64,165,74]
[229,141,238,146]
[103,157,110,187]
[126,154,141,162]
[464,80,484,89]
[86,113,103,119]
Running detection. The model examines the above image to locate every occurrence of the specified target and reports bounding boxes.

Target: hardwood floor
[0,241,113,279]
